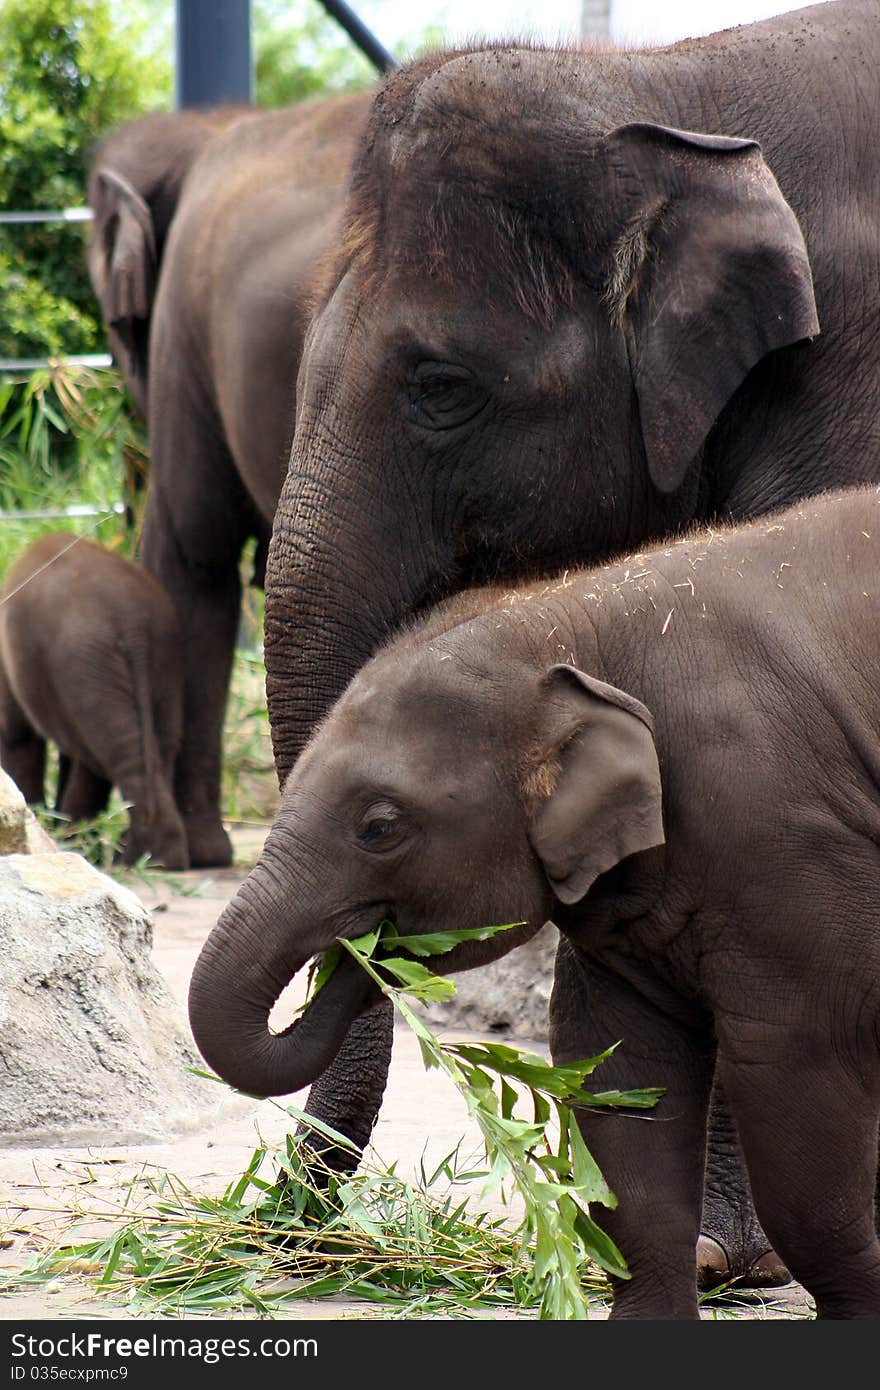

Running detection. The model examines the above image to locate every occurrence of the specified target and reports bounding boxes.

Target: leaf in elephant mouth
[299,918,527,1014]
[379,920,526,957]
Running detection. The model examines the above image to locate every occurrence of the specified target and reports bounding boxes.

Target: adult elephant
[239,0,878,1291]
[87,91,372,868]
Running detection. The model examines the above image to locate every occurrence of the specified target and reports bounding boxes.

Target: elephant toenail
[696,1235,731,1289]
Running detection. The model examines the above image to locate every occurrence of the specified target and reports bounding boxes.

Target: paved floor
[0,826,814,1321]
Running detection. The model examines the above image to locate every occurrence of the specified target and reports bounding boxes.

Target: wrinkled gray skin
[191,485,880,1318]
[0,534,188,869]
[261,1,879,1284]
[87,93,372,870]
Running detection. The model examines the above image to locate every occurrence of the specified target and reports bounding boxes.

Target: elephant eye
[357,802,406,851]
[407,363,486,430]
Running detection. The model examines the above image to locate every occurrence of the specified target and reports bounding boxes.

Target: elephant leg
[168,557,239,869]
[295,997,395,1171]
[55,752,71,810]
[0,671,45,803]
[140,408,252,869]
[58,759,112,823]
[550,941,714,1319]
[717,1051,880,1318]
[699,1074,791,1289]
[874,1120,880,1271]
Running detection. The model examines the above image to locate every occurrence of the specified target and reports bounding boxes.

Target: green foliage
[254,0,376,105]
[0,365,145,576]
[0,0,172,359]
[7,1137,603,1317]
[221,643,279,826]
[8,924,659,1318]
[36,799,130,871]
[253,1,446,107]
[341,922,663,1318]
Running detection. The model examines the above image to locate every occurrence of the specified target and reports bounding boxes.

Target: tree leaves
[337,920,663,1319]
[379,920,525,957]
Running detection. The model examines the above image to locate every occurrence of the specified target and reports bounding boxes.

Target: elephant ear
[89,168,157,380]
[605,122,820,495]
[528,664,664,906]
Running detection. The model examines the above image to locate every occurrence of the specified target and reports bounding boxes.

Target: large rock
[0,767,55,855]
[414,923,558,1040]
[0,851,228,1145]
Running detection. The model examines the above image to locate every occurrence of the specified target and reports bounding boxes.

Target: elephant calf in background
[191,484,880,1319]
[0,534,188,869]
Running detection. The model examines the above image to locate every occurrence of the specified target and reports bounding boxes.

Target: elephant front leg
[295,998,395,1173]
[699,1074,791,1289]
[0,670,46,804]
[550,941,715,1319]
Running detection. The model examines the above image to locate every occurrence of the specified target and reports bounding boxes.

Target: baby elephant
[190,486,880,1319]
[0,533,189,869]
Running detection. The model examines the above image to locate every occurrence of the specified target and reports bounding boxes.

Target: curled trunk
[188,834,382,1098]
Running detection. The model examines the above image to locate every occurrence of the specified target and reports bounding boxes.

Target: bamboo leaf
[571,1208,630,1280]
[376,956,457,1000]
[380,920,525,957]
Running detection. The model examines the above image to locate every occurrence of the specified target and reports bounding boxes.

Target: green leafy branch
[335,920,663,1320]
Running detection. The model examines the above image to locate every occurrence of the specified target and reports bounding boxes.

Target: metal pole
[175,0,253,108]
[314,0,397,73]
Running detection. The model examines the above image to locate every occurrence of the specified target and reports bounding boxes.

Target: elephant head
[189,613,665,1098]
[87,108,247,416]
[264,48,819,782]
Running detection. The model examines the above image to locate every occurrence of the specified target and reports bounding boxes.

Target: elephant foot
[184,816,233,868]
[700,1085,792,1292]
[697,1234,791,1291]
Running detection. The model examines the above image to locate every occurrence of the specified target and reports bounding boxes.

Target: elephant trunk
[187,833,381,1097]
[264,441,447,783]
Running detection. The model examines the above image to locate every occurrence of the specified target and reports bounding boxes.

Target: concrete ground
[0,826,814,1321]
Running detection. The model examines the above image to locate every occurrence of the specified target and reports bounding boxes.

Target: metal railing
[0,354,113,372]
[0,207,92,224]
[0,503,125,521]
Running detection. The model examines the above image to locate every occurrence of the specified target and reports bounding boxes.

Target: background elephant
[259,1,880,1285]
[191,483,880,1319]
[87,90,373,868]
[0,533,188,869]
